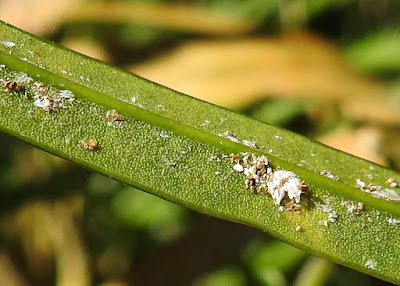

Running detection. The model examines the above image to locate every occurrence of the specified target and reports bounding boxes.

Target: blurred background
[0,0,400,285]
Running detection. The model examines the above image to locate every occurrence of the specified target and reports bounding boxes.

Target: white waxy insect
[2,40,16,47]
[233,164,244,172]
[267,170,302,205]
[33,97,51,108]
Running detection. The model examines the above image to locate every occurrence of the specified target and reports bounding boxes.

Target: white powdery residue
[209,153,229,162]
[345,201,364,215]
[328,211,338,222]
[2,40,16,47]
[274,135,282,140]
[365,259,377,270]
[158,131,170,139]
[233,164,244,172]
[321,205,333,213]
[319,170,340,181]
[25,79,78,112]
[59,90,75,100]
[202,120,211,126]
[34,97,51,108]
[232,153,306,207]
[386,177,398,188]
[387,218,400,225]
[131,97,136,103]
[267,170,302,205]
[319,204,338,225]
[218,131,240,143]
[20,57,27,61]
[242,139,263,150]
[356,179,400,202]
[319,220,329,227]
[356,178,366,189]
[372,188,400,202]
[154,103,166,111]
[15,72,33,85]
[243,165,256,176]
[226,136,239,143]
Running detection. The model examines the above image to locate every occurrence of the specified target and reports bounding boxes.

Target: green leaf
[247,98,308,127]
[294,256,333,286]
[304,0,352,18]
[194,266,245,286]
[1,21,400,284]
[345,29,400,74]
[244,240,307,285]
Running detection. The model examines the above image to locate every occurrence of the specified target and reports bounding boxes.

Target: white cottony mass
[267,170,302,205]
